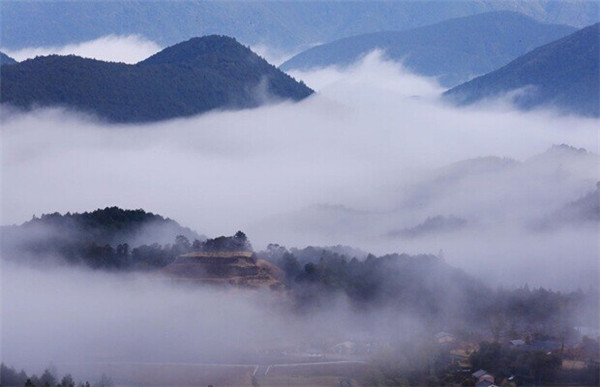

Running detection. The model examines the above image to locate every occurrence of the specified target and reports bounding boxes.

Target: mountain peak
[139,35,256,66]
[1,35,313,122]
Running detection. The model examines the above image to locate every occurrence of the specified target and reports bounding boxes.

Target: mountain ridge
[0,51,17,66]
[0,35,313,123]
[281,11,576,86]
[443,23,599,117]
[2,1,598,52]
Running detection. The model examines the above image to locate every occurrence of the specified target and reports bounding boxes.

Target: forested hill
[281,11,576,87]
[0,52,17,66]
[0,35,314,123]
[443,23,600,117]
[1,207,199,252]
[2,207,597,340]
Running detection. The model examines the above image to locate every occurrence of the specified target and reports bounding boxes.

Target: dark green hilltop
[444,23,600,117]
[0,35,314,123]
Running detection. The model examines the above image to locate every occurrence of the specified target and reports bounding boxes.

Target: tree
[281,252,301,284]
[527,351,561,385]
[470,342,508,376]
[233,231,252,251]
[95,374,113,387]
[174,235,191,255]
[234,231,247,242]
[61,373,75,387]
[39,369,56,387]
[1,363,28,386]
[192,239,202,251]
[175,235,191,249]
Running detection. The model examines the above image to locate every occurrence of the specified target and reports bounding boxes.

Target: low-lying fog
[2,44,597,287]
[2,260,421,381]
[1,36,598,379]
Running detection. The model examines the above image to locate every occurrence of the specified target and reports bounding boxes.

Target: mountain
[0,36,313,123]
[1,1,598,53]
[281,11,576,87]
[388,215,468,239]
[443,23,600,117]
[545,183,600,226]
[1,206,201,249]
[0,51,17,66]
[0,207,204,270]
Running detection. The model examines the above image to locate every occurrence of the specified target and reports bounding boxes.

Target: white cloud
[1,53,598,289]
[2,35,162,64]
[1,48,599,383]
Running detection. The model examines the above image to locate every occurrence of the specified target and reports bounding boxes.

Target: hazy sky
[2,34,161,64]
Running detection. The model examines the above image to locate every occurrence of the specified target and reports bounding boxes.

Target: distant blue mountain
[444,24,599,117]
[1,1,598,53]
[0,52,17,66]
[0,36,313,123]
[281,11,576,87]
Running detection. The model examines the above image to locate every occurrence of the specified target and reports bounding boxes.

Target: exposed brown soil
[162,251,284,291]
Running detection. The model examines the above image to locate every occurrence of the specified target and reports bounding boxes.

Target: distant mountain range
[1,1,598,53]
[0,36,313,123]
[444,23,599,117]
[281,11,576,87]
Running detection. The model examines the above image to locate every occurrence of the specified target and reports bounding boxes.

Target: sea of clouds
[1,33,598,383]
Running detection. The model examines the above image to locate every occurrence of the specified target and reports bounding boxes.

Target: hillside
[0,36,313,123]
[281,11,576,86]
[541,182,600,227]
[2,206,597,354]
[443,23,600,117]
[0,207,201,269]
[0,52,17,66]
[163,251,284,290]
[1,1,598,53]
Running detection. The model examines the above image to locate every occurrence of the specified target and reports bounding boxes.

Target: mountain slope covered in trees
[1,206,597,370]
[0,51,17,66]
[1,207,201,269]
[0,36,313,122]
[281,11,576,86]
[443,23,599,117]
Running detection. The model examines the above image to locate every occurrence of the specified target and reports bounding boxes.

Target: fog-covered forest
[2,207,598,385]
[1,2,599,386]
